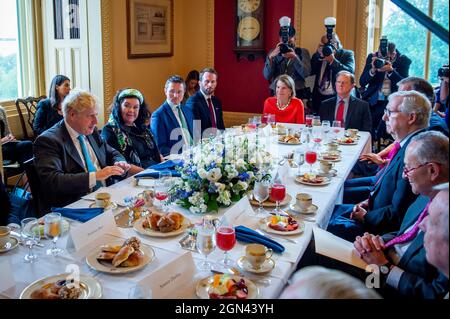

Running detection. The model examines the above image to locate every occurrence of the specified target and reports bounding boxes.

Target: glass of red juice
[305,151,317,173]
[216,226,236,266]
[270,184,286,215]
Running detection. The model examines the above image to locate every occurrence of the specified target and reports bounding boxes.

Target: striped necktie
[77,135,102,190]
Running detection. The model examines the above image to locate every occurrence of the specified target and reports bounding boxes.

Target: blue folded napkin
[148,160,182,170]
[234,225,285,253]
[51,207,104,223]
[134,170,181,179]
[135,160,182,178]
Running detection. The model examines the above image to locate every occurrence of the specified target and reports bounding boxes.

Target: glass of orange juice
[44,212,64,256]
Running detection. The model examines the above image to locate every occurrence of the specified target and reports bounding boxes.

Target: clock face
[238,17,261,42]
[238,0,261,13]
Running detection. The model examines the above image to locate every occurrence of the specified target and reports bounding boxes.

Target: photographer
[311,18,355,114]
[434,65,449,117]
[359,39,411,139]
[263,16,311,101]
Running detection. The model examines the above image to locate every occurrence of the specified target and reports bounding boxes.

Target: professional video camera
[322,17,337,57]
[438,65,449,78]
[374,36,389,69]
[278,16,295,55]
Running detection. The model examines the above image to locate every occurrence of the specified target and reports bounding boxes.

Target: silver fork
[255,229,298,244]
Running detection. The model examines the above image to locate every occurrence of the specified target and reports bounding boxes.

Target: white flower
[217,189,231,206]
[224,165,238,179]
[198,168,208,179]
[237,181,249,191]
[207,168,222,183]
[215,182,226,192]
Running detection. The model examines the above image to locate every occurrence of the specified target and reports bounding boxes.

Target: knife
[10,231,45,248]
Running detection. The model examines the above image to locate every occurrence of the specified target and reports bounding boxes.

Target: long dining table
[0,124,371,299]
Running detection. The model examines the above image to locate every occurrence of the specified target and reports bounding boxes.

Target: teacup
[327,142,339,152]
[0,226,11,247]
[95,192,111,208]
[320,160,333,173]
[347,129,359,138]
[296,193,312,211]
[245,244,273,270]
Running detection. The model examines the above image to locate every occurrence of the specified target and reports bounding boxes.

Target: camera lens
[322,44,334,57]
[374,58,385,70]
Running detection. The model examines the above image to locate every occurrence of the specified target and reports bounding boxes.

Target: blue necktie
[77,135,102,190]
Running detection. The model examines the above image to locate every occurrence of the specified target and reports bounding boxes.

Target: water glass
[322,121,331,142]
[44,213,64,256]
[196,225,216,271]
[312,116,321,126]
[294,149,305,175]
[21,218,40,263]
[305,114,314,127]
[253,180,270,216]
[156,171,172,212]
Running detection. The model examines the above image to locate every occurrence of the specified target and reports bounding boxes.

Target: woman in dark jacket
[33,75,70,136]
[101,88,162,173]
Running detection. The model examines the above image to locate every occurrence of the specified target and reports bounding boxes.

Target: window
[0,0,20,101]
[375,0,449,84]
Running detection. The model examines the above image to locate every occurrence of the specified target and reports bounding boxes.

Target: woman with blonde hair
[263,74,305,124]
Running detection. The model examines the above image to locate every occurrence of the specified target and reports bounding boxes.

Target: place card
[222,196,252,225]
[66,210,120,252]
[0,260,15,293]
[136,251,196,299]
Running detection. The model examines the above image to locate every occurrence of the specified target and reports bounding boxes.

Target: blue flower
[239,172,250,181]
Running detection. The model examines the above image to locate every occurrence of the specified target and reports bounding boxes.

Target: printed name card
[66,210,119,252]
[222,196,252,225]
[0,260,15,293]
[137,251,196,299]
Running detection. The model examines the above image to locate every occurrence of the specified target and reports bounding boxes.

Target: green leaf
[207,195,219,212]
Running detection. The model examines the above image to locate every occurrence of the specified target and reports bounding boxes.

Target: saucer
[290,203,318,215]
[89,202,118,210]
[236,256,275,274]
[0,237,19,253]
[318,169,337,177]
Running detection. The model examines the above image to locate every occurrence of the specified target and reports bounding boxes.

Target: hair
[49,74,70,109]
[322,33,342,50]
[409,131,449,172]
[388,42,396,54]
[110,88,150,129]
[186,70,199,84]
[199,68,218,82]
[280,266,381,299]
[397,77,435,104]
[388,90,431,128]
[165,75,186,90]
[62,89,98,117]
[275,74,296,98]
[336,70,355,84]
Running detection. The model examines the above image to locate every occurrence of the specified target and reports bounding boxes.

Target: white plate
[20,274,102,299]
[89,202,118,210]
[196,275,258,299]
[259,216,305,236]
[289,203,318,215]
[22,218,70,240]
[86,242,155,274]
[277,139,301,145]
[295,176,331,186]
[337,139,358,145]
[236,256,275,275]
[0,237,19,253]
[133,215,191,238]
[319,154,341,162]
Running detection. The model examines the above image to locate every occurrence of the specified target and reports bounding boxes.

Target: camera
[278,16,294,55]
[374,36,389,69]
[438,65,449,78]
[322,17,337,57]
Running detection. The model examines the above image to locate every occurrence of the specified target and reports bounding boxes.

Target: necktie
[176,105,192,145]
[383,201,430,249]
[77,135,102,190]
[207,98,217,128]
[336,100,345,124]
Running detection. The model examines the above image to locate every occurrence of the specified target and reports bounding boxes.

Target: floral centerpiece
[169,133,272,214]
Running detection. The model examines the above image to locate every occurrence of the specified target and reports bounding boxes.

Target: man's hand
[95,166,125,181]
[354,233,389,265]
[359,153,385,165]
[322,54,335,64]
[378,61,394,73]
[283,50,297,60]
[268,44,282,60]
[1,134,16,145]
[114,161,131,173]
[350,204,367,222]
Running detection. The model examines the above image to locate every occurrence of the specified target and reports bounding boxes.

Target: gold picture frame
[126,0,174,58]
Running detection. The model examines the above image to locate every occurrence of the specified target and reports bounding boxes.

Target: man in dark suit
[327,90,433,241]
[311,33,355,114]
[34,90,130,213]
[359,41,411,139]
[320,71,372,132]
[151,75,194,157]
[185,68,225,140]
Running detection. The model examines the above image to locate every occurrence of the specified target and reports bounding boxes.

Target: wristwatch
[380,262,394,286]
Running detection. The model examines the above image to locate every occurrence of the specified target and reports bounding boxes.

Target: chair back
[22,158,45,217]
[15,95,46,140]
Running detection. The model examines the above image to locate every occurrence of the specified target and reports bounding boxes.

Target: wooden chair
[15,95,46,140]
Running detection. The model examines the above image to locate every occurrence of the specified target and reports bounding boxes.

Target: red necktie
[207,98,217,128]
[336,100,345,125]
[383,201,430,249]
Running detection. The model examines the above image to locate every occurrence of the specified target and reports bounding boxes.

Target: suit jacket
[185,91,225,136]
[363,130,424,234]
[34,121,125,213]
[33,99,64,136]
[311,49,355,96]
[319,96,372,132]
[359,50,412,106]
[381,196,448,299]
[150,102,194,157]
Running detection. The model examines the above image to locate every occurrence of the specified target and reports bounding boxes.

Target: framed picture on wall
[126,0,174,58]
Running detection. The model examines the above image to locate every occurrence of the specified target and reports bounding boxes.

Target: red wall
[214,0,295,113]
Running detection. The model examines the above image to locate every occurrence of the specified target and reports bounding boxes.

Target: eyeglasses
[384,108,401,117]
[403,162,441,176]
